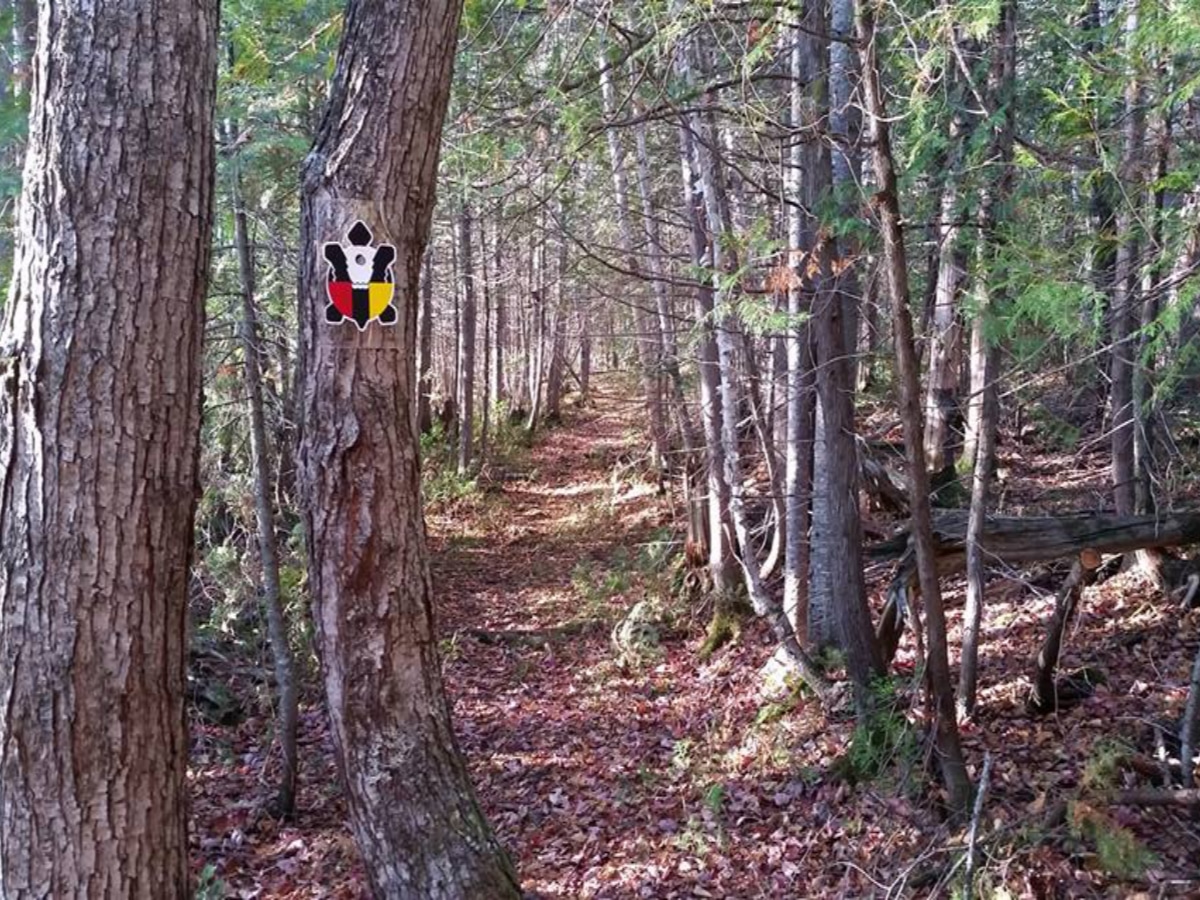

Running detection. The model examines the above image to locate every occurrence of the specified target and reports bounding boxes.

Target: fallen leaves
[189,386,1200,898]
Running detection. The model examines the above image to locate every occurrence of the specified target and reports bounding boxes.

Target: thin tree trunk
[1029,555,1101,714]
[958,0,1016,720]
[1110,0,1144,517]
[296,0,520,894]
[419,247,435,433]
[1134,94,1169,514]
[600,56,670,475]
[923,96,970,485]
[830,0,864,377]
[0,0,218,892]
[577,294,592,403]
[10,0,34,97]
[226,107,299,817]
[858,0,972,816]
[545,202,568,421]
[635,114,694,448]
[491,217,506,408]
[526,229,546,432]
[457,204,476,473]
[789,0,830,649]
[480,214,491,456]
[677,63,736,600]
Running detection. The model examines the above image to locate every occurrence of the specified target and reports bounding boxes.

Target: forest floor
[190,379,1200,899]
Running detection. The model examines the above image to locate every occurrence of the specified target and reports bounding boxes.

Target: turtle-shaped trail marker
[322,220,398,330]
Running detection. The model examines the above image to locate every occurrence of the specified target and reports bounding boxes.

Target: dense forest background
[2,0,1200,896]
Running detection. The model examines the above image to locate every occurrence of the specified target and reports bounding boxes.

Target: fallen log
[872,511,1200,665]
[870,510,1200,569]
[1111,789,1200,808]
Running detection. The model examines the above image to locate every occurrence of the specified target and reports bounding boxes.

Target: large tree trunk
[801,0,882,705]
[227,109,300,817]
[0,0,218,893]
[858,0,973,816]
[296,0,520,896]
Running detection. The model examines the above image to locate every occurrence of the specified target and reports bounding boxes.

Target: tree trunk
[296,0,520,895]
[457,204,476,473]
[0,0,217,893]
[682,39,829,697]
[830,0,864,377]
[1110,0,1144,517]
[10,0,34,96]
[858,0,973,816]
[480,215,491,457]
[676,53,736,600]
[923,84,972,487]
[1029,555,1102,714]
[226,107,300,817]
[801,0,882,704]
[958,0,1016,720]
[599,56,670,474]
[545,203,568,421]
[525,229,546,432]
[491,217,506,408]
[1134,87,1169,514]
[419,247,435,433]
[780,59,819,627]
[634,114,695,448]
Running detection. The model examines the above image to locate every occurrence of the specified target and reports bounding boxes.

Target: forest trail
[191,380,1200,899]
[429,379,697,898]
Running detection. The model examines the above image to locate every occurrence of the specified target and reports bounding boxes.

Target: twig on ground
[964,752,994,899]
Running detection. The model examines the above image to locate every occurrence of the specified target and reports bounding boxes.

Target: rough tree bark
[858,0,973,815]
[808,0,883,700]
[296,0,520,895]
[0,0,218,893]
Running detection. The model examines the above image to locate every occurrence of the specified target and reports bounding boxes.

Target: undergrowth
[835,676,919,788]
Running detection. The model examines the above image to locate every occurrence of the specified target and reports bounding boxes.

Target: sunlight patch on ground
[527,481,607,498]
